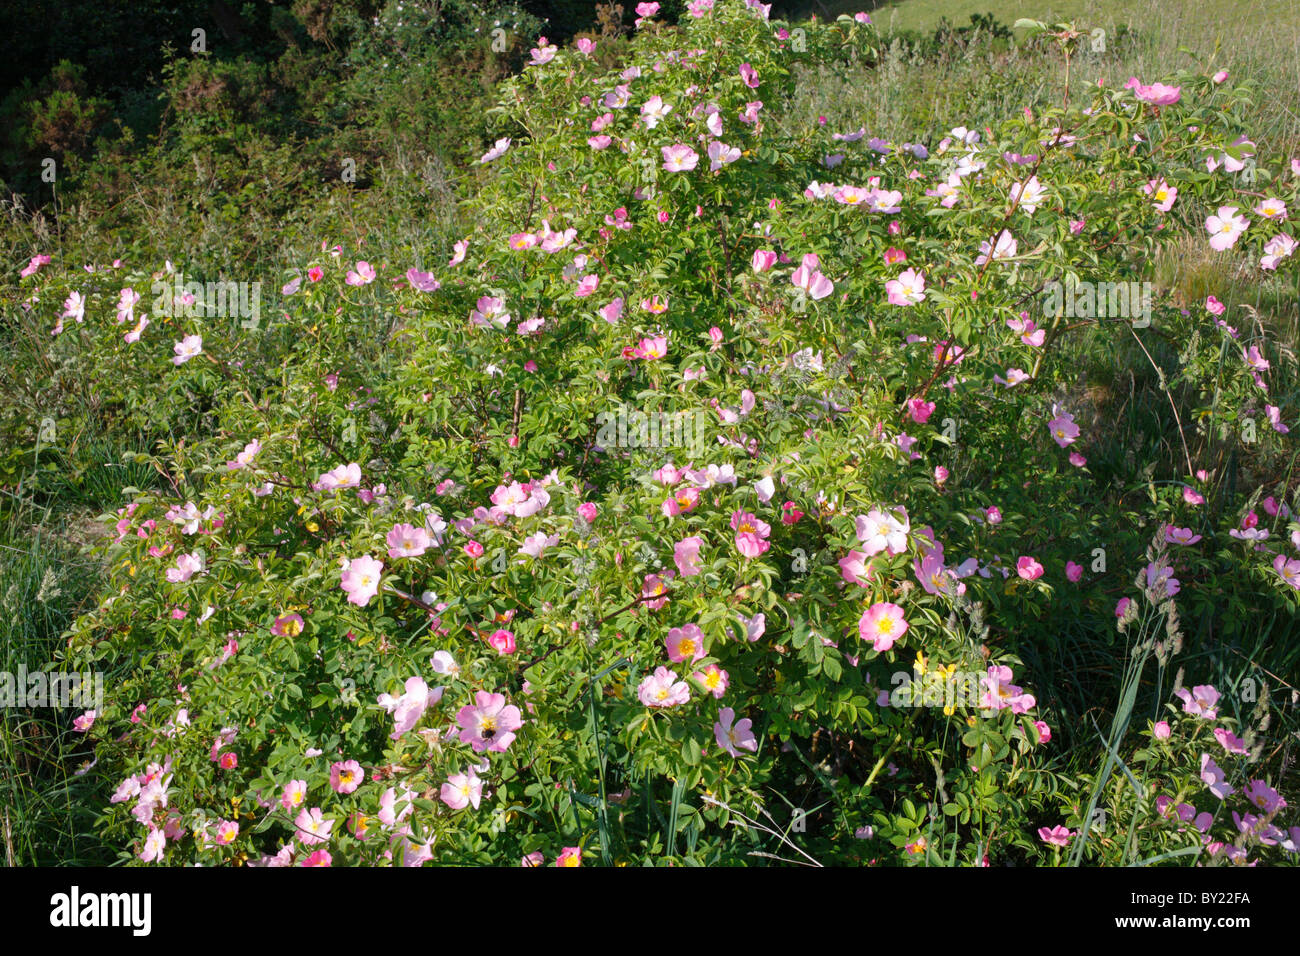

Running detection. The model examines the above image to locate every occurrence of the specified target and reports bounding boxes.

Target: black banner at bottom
[0,864,1285,939]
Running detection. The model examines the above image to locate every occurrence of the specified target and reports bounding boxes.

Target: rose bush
[17,1,1298,865]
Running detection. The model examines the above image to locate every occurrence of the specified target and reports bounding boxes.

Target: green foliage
[2,0,1298,867]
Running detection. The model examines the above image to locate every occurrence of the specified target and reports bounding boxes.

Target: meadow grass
[0,498,113,865]
[778,0,1300,347]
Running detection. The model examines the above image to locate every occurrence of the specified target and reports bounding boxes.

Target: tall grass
[0,498,114,866]
[780,0,1300,149]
